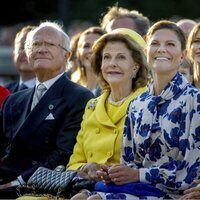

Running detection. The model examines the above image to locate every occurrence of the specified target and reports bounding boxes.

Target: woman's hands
[78,163,140,185]
[78,162,102,180]
[96,164,111,184]
[97,164,139,185]
[179,180,200,200]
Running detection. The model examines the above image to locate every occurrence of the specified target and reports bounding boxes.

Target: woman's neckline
[108,92,133,106]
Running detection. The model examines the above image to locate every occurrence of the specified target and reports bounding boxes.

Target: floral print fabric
[120,72,200,199]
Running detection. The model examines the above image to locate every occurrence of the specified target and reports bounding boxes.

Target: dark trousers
[0,186,18,199]
[0,167,19,199]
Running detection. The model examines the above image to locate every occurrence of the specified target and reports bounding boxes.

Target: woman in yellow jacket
[67,28,149,180]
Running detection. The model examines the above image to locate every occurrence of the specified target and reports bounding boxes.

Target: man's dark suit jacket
[5,80,19,93]
[0,73,94,182]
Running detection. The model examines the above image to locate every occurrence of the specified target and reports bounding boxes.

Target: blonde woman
[187,23,200,88]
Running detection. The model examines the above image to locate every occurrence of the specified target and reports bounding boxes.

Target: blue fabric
[95,181,165,197]
[121,73,200,199]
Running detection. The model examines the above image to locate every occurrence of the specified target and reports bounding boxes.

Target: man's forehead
[33,27,61,40]
[35,26,59,35]
[107,17,136,32]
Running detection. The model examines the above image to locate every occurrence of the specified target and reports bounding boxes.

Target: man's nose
[37,42,49,52]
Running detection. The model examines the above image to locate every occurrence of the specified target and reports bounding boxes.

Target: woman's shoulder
[132,86,148,98]
[182,83,200,99]
[0,85,9,92]
[132,89,150,102]
[86,97,98,111]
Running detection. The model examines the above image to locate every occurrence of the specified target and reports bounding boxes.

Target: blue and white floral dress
[97,73,200,199]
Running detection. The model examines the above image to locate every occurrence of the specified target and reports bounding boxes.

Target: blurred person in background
[179,56,193,83]
[66,32,81,79]
[100,5,150,37]
[0,86,10,109]
[0,85,10,161]
[71,26,106,96]
[187,23,200,88]
[5,25,36,93]
[177,19,197,41]
[0,25,19,46]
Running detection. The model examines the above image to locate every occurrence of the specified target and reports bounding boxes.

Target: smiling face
[147,29,184,77]
[101,41,138,89]
[191,30,200,64]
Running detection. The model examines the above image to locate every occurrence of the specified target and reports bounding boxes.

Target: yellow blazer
[67,87,146,170]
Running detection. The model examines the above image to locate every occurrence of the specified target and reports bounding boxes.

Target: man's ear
[65,51,72,60]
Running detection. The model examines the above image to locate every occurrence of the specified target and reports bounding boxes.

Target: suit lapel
[13,82,19,93]
[13,74,68,141]
[10,89,34,139]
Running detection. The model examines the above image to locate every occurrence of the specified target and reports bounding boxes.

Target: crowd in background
[0,6,199,86]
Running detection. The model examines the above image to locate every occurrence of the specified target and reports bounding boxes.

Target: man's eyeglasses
[30,41,68,51]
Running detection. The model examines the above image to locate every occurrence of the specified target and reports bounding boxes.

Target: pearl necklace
[108,92,133,106]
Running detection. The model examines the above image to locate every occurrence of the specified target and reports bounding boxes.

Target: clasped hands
[77,162,102,180]
[179,180,200,200]
[96,164,139,185]
[79,163,200,199]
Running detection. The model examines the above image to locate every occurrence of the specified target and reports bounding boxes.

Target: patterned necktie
[31,83,47,110]
[18,83,28,91]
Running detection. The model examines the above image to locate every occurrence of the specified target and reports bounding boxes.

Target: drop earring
[132,66,138,78]
[179,56,184,66]
[132,70,137,78]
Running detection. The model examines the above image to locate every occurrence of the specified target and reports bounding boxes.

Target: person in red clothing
[0,86,10,108]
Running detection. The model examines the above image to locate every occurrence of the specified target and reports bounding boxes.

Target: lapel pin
[48,104,54,110]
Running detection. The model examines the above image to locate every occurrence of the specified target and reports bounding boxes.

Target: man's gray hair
[25,21,70,54]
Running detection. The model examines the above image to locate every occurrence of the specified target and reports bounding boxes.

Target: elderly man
[0,21,94,198]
